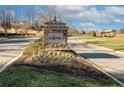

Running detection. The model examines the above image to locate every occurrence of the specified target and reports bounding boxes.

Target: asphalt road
[68,36,124,85]
[0,37,38,68]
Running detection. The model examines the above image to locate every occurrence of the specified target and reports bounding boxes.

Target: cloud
[104,6,124,15]
[55,5,88,20]
[36,5,124,30]
[55,5,124,24]
[56,5,85,12]
[80,22,98,30]
[112,19,123,23]
[80,22,96,27]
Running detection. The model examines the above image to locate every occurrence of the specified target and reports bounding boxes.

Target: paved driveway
[68,36,124,84]
[0,37,38,68]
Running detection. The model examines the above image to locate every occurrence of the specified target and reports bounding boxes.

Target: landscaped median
[0,36,120,87]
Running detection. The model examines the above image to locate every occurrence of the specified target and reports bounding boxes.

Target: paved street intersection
[68,36,124,84]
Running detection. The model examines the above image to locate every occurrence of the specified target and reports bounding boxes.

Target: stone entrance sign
[47,32,63,43]
[44,16,68,49]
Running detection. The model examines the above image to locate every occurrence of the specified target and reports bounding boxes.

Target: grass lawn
[0,36,9,40]
[82,35,124,52]
[0,65,119,87]
[0,35,27,40]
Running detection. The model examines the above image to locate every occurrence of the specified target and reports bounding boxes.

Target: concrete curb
[0,52,23,73]
[81,41,114,51]
[115,51,124,55]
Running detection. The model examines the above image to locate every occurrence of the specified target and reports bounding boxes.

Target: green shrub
[23,36,44,55]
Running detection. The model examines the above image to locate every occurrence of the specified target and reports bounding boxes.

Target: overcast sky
[0,5,124,30]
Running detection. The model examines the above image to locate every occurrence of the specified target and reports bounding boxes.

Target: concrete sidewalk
[0,37,38,70]
[68,37,124,85]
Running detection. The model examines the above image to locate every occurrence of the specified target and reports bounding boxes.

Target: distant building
[96,29,116,37]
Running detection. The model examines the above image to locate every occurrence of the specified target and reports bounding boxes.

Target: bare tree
[11,21,20,34]
[25,10,36,27]
[22,21,30,35]
[0,7,14,36]
[39,6,64,23]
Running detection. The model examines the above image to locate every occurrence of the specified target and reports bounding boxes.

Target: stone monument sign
[44,16,68,49]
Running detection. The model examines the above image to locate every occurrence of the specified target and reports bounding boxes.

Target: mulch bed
[13,54,110,81]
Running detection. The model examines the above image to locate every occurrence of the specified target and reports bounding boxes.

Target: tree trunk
[4,28,8,36]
